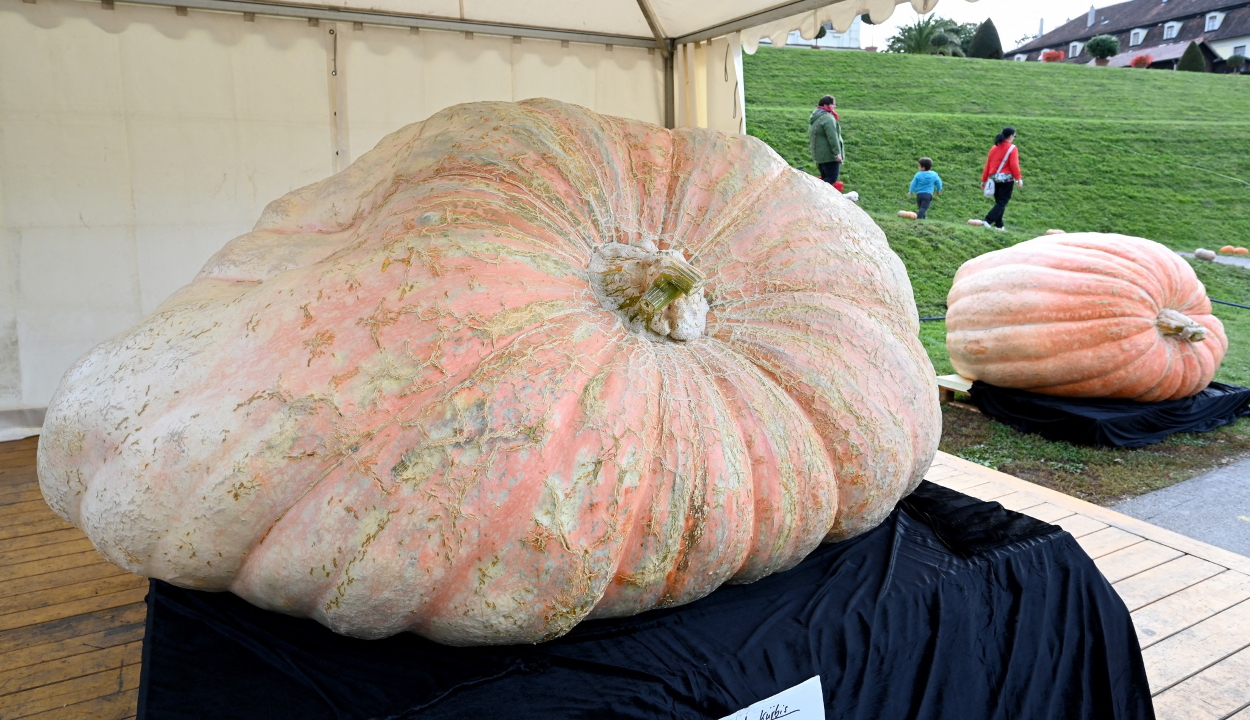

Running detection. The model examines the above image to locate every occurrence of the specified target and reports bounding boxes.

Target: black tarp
[969,380,1250,448]
[136,481,1155,720]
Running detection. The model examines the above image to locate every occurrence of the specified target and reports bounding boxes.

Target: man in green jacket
[808,94,844,185]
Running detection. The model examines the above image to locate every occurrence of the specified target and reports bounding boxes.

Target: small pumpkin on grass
[898,211,918,219]
[38,99,939,645]
[946,233,1226,402]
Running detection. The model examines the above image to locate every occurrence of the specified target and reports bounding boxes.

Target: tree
[1229,54,1247,73]
[1177,41,1208,72]
[885,15,977,56]
[966,19,1004,59]
[1085,34,1120,61]
[947,21,980,55]
[930,32,965,57]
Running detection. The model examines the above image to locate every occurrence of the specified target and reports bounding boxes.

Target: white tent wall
[343,28,662,161]
[0,0,662,411]
[0,0,336,411]
[675,35,746,134]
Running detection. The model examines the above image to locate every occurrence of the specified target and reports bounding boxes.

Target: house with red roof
[1009,0,1250,70]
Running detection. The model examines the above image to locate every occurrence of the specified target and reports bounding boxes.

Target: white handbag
[983,145,1016,197]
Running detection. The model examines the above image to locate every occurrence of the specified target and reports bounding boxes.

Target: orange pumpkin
[946,233,1226,402]
[1236,247,1249,255]
[1220,245,1236,254]
[38,99,939,644]
[898,211,918,219]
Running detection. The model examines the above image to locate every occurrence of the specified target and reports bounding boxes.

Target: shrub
[966,19,1004,60]
[1229,54,1247,73]
[1085,34,1120,60]
[1177,42,1208,72]
[1130,54,1154,68]
[1041,49,1066,62]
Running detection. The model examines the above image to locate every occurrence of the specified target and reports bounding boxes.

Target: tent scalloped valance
[740,0,969,54]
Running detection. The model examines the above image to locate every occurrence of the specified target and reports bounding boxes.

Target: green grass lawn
[743,47,1250,504]
[744,49,1250,122]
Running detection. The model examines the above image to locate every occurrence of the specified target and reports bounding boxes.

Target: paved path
[1113,458,1250,557]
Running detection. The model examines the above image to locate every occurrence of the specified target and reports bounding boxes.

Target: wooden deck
[928,452,1250,720]
[0,436,145,720]
[2,436,1249,718]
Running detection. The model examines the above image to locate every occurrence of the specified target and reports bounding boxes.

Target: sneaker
[981,221,993,229]
[996,226,1006,231]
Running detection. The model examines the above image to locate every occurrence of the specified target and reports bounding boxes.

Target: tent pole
[664,48,676,129]
[634,0,675,128]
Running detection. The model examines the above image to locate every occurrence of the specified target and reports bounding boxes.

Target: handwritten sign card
[718,675,824,720]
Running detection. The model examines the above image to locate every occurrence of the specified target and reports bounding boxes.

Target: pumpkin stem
[638,256,705,316]
[588,242,709,341]
[1157,309,1207,342]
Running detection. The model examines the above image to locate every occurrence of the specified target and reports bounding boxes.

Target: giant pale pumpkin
[947,233,1226,402]
[38,99,939,645]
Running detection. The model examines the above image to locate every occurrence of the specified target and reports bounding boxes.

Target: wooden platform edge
[935,374,973,393]
[931,451,1250,577]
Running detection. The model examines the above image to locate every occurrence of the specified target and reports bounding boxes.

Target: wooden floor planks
[1114,556,1226,612]
[3,436,1250,719]
[0,437,141,720]
[928,452,1250,720]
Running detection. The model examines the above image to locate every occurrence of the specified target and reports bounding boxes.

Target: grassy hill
[745,49,1250,250]
[743,48,1250,503]
[745,49,1250,120]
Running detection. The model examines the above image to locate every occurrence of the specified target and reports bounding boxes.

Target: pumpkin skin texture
[946,233,1226,402]
[38,99,939,645]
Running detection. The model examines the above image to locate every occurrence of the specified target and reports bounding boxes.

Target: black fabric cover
[136,481,1154,720]
[970,380,1250,448]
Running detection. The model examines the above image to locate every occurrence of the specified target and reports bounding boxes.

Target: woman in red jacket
[980,127,1023,229]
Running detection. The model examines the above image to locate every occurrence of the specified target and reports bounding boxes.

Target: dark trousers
[916,192,933,219]
[818,161,841,184]
[985,181,1014,228]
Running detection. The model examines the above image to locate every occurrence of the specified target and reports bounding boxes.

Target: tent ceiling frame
[107,0,659,47]
[103,0,851,49]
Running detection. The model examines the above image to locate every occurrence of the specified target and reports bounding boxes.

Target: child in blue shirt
[908,158,943,219]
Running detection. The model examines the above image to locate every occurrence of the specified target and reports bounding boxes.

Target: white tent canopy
[0,0,964,414]
[114,0,946,45]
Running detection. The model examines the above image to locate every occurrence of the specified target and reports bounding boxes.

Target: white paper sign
[718,675,825,720]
